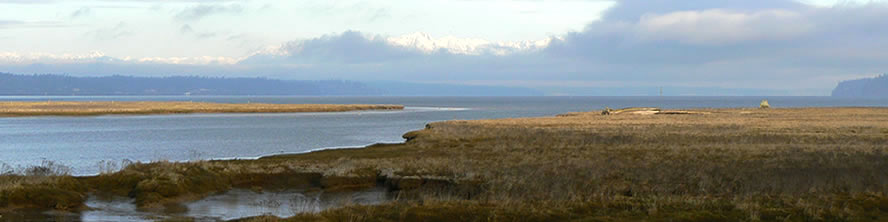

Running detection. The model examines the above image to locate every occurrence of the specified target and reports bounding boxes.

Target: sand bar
[0,101,404,117]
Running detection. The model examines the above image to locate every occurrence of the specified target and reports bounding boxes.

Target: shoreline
[0,101,404,117]
[73,142,409,177]
[3,107,888,221]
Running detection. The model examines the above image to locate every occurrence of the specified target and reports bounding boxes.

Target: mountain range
[0,73,542,96]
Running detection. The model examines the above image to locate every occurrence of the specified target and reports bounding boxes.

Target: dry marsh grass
[0,161,85,211]
[0,101,404,117]
[2,107,888,221]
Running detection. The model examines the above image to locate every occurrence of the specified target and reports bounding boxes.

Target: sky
[1,0,887,95]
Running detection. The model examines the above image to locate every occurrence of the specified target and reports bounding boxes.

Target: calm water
[1,96,886,176]
[1,187,389,221]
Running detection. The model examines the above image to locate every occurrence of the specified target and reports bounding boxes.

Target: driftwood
[602,107,660,115]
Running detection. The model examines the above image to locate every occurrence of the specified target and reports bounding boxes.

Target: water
[1,187,389,221]
[184,188,387,220]
[1,96,886,176]
[1,96,887,221]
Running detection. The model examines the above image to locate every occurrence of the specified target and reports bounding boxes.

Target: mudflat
[0,101,404,117]
[3,107,888,221]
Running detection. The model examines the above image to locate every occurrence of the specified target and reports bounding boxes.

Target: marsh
[3,96,888,221]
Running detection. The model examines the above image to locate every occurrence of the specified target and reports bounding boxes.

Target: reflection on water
[1,188,389,222]
[185,188,388,221]
[81,196,154,222]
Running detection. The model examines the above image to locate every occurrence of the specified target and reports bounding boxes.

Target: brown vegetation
[0,161,86,211]
[0,101,404,117]
[2,107,888,221]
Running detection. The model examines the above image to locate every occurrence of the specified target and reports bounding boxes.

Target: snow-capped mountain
[0,51,240,65]
[0,51,110,64]
[385,32,553,55]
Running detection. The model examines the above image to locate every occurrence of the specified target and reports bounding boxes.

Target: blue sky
[1,0,887,95]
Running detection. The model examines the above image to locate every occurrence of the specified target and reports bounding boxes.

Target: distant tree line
[0,73,381,96]
[832,74,888,98]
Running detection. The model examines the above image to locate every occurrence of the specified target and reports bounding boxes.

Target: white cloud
[240,31,555,65]
[70,7,92,18]
[0,20,70,29]
[635,9,813,45]
[179,24,194,33]
[0,20,24,28]
[174,4,244,21]
[2,0,888,95]
[84,22,132,40]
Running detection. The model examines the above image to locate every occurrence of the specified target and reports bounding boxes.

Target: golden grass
[2,107,888,221]
[0,101,404,117]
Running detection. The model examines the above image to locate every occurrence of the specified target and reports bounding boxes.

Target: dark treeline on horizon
[2,72,884,97]
[0,73,543,96]
[0,73,379,96]
[832,74,888,98]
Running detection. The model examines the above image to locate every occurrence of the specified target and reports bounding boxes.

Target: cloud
[0,20,24,28]
[84,22,133,40]
[0,20,69,29]
[0,0,246,3]
[236,1,888,94]
[0,0,56,4]
[174,4,244,21]
[195,32,216,38]
[70,7,92,18]
[537,1,888,91]
[366,8,391,22]
[601,0,807,21]
[226,34,247,41]
[545,1,888,62]
[634,9,812,45]
[4,0,888,95]
[178,24,220,39]
[259,3,272,11]
[300,1,396,25]
[179,24,194,33]
[108,0,247,2]
[240,31,423,65]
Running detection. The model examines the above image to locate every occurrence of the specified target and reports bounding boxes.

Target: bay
[1,96,885,175]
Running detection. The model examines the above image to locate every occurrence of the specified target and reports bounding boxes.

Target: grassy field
[2,107,888,221]
[0,101,404,117]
